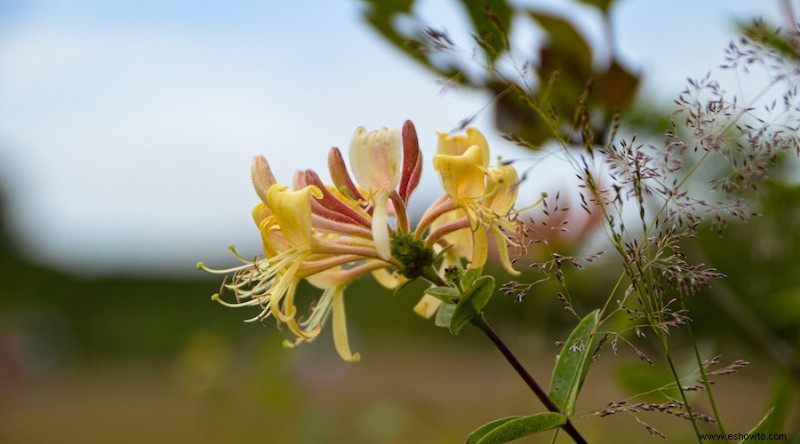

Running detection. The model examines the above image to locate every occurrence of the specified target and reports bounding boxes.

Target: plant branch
[471,313,588,444]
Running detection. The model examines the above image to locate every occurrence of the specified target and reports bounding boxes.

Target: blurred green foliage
[692,177,800,375]
[361,0,640,145]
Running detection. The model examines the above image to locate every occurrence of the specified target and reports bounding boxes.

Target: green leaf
[529,11,592,76]
[548,310,600,416]
[435,302,456,328]
[361,0,462,81]
[467,413,566,444]
[741,408,774,443]
[594,60,639,110]
[424,286,460,303]
[461,267,483,290]
[449,275,495,334]
[465,416,522,444]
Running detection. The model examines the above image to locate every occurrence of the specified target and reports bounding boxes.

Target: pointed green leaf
[548,309,600,416]
[435,302,456,328]
[461,267,483,290]
[741,408,774,443]
[466,416,522,444]
[449,276,495,334]
[469,412,566,444]
[425,286,460,303]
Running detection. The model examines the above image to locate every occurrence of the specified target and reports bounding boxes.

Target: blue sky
[0,0,784,275]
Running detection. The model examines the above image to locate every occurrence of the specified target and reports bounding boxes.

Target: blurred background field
[1,0,800,442]
[0,240,791,443]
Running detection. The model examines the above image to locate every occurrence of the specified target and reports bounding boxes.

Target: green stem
[471,314,588,444]
[685,321,728,441]
[419,266,447,287]
[665,353,702,443]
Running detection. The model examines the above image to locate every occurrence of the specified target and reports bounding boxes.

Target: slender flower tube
[349,127,402,260]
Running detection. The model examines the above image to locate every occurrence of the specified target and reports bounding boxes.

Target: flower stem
[471,313,588,444]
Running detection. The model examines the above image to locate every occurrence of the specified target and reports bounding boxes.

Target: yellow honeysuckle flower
[248,184,324,334]
[349,127,402,260]
[201,121,527,359]
[433,130,521,275]
[433,144,490,269]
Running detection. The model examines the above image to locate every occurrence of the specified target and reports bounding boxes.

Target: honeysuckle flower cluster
[199,120,523,361]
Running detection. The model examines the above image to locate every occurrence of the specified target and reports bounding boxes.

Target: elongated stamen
[196,261,253,275]
[327,236,383,249]
[314,238,399,266]
[299,255,368,276]
[311,214,374,238]
[508,193,547,216]
[212,293,249,307]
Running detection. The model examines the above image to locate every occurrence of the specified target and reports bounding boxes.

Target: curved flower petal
[349,126,403,260]
[491,226,521,276]
[332,286,360,362]
[437,128,489,166]
[484,164,520,215]
[265,184,323,249]
[470,226,489,270]
[371,267,405,289]
[349,127,401,192]
[252,202,281,257]
[399,120,423,202]
[433,144,486,205]
[413,293,442,319]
